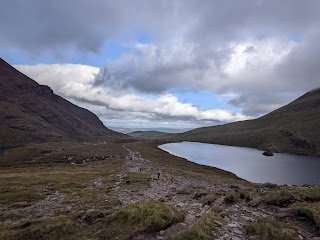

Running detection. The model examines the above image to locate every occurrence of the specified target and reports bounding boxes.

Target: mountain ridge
[0,58,128,147]
[168,88,320,156]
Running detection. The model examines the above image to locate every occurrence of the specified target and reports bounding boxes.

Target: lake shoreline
[159,142,320,186]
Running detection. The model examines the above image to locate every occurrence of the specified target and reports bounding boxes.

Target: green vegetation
[246,217,296,240]
[291,202,320,230]
[123,172,150,187]
[193,189,210,200]
[127,131,172,139]
[103,200,185,239]
[202,193,218,206]
[224,191,238,204]
[174,211,223,240]
[0,216,84,240]
[263,190,295,207]
[169,89,320,156]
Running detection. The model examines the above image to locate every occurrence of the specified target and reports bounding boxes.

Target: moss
[103,200,185,239]
[174,211,223,240]
[246,217,296,240]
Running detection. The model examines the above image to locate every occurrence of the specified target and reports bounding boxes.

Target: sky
[1,0,319,131]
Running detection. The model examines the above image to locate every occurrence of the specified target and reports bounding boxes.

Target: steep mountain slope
[170,89,320,156]
[0,58,128,147]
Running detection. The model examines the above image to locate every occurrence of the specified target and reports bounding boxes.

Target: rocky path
[110,145,318,240]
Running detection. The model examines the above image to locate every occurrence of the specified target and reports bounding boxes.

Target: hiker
[157,172,160,179]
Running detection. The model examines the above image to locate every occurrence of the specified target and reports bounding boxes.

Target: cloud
[15,64,248,126]
[4,1,320,120]
[2,1,320,54]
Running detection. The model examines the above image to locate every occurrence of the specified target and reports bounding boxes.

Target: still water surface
[159,142,320,185]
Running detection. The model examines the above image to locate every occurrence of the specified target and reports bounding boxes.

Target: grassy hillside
[169,89,320,156]
[0,58,129,147]
[128,131,172,139]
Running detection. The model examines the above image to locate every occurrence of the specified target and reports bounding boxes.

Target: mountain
[0,58,128,147]
[169,89,320,156]
[128,131,172,139]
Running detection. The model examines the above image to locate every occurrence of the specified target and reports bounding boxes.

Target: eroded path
[109,145,318,240]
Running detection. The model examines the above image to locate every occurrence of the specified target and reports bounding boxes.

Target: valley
[0,141,320,239]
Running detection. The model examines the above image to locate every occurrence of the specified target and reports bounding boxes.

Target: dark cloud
[4,0,320,119]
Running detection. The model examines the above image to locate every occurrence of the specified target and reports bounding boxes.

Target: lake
[159,142,320,185]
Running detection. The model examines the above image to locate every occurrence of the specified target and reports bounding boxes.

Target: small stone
[298,235,304,240]
[248,197,263,207]
[241,215,253,221]
[156,237,164,240]
[228,223,240,228]
[159,230,165,236]
[177,202,185,207]
[234,229,242,235]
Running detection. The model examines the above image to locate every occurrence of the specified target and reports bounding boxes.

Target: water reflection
[159,142,320,185]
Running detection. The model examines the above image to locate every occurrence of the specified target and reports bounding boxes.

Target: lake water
[159,142,320,185]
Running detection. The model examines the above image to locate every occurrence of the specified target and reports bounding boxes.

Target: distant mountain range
[169,89,320,156]
[128,131,172,139]
[0,58,128,147]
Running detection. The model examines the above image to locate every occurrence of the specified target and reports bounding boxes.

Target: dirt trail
[109,145,318,240]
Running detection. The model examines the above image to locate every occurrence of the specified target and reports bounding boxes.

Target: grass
[291,187,320,202]
[102,200,185,239]
[246,217,296,240]
[129,142,247,185]
[123,172,150,187]
[193,190,210,200]
[174,211,223,240]
[263,190,295,207]
[224,191,238,204]
[202,193,218,206]
[291,202,320,230]
[0,216,85,240]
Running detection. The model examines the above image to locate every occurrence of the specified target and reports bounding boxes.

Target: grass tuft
[103,200,185,239]
[246,217,296,240]
[174,211,223,240]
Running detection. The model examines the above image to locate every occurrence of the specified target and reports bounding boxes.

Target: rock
[228,223,240,228]
[282,228,296,235]
[191,202,202,208]
[232,236,241,240]
[177,202,185,207]
[241,215,253,222]
[185,214,196,224]
[233,229,242,235]
[275,211,292,218]
[263,151,274,156]
[83,209,105,224]
[156,237,164,240]
[159,230,165,236]
[248,197,263,207]
[298,235,304,240]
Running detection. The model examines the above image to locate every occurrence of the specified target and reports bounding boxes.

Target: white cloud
[14,64,248,128]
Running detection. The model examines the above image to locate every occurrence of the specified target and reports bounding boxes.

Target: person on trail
[157,172,160,179]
